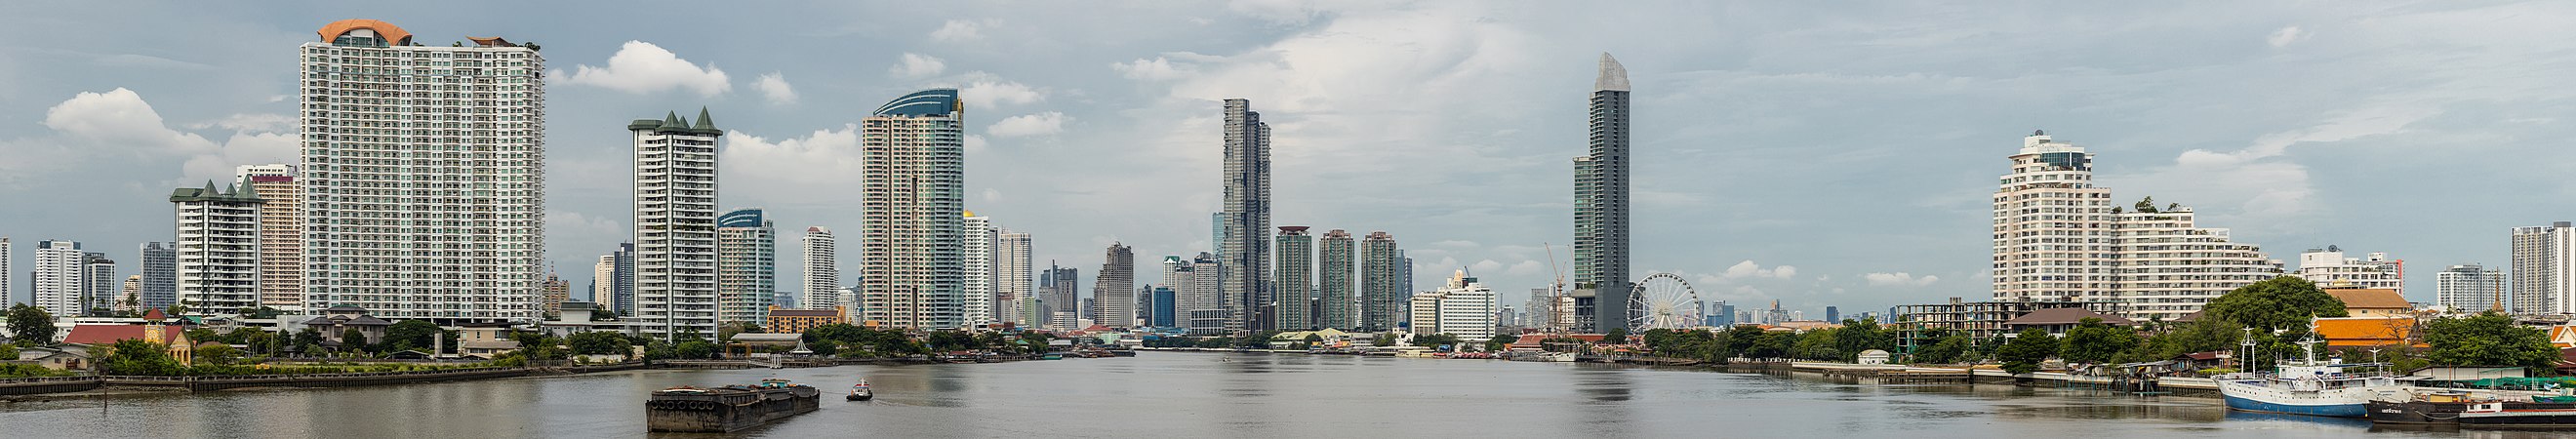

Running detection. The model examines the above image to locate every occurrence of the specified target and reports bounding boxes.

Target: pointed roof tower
[1594,53,1630,92]
[660,111,687,131]
[692,106,721,136]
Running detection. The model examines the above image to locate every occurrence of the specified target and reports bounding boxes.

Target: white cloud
[188,113,291,132]
[2109,105,2435,227]
[889,53,947,79]
[982,188,1004,202]
[720,126,865,210]
[1862,272,1940,287]
[930,19,994,42]
[988,111,1070,138]
[554,41,731,97]
[1720,260,1798,279]
[1502,259,1546,276]
[0,88,294,186]
[752,72,797,104]
[1469,259,1504,274]
[1111,57,1194,81]
[2267,26,2308,48]
[964,134,989,154]
[544,212,624,240]
[958,73,1045,107]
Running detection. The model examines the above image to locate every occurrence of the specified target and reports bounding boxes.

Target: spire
[660,110,686,131]
[1594,53,1630,92]
[694,106,716,131]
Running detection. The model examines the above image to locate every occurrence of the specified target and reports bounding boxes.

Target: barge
[645,379,821,432]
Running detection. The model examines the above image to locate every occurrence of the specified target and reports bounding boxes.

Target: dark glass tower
[1575,53,1632,332]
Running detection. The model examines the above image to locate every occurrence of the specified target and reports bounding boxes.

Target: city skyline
[5,3,2574,317]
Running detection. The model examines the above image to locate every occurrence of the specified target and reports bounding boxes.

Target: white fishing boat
[2214,339,2405,418]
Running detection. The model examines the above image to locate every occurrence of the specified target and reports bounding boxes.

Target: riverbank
[0,362,649,400]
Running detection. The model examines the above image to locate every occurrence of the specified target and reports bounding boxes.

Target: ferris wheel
[1628,273,1703,330]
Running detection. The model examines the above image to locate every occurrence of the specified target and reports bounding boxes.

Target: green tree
[0,343,19,360]
[6,304,57,346]
[566,332,633,356]
[196,344,243,366]
[341,329,373,353]
[2203,276,2347,332]
[1412,333,1463,350]
[927,331,979,351]
[1602,328,1631,344]
[1832,318,1895,362]
[382,320,443,352]
[1915,334,1972,365]
[184,328,220,345]
[1371,333,1398,347]
[1484,333,1520,352]
[1791,327,1842,361]
[2424,312,2560,374]
[2133,196,2157,213]
[674,339,716,359]
[2059,317,2141,365]
[1997,329,2060,375]
[99,339,185,376]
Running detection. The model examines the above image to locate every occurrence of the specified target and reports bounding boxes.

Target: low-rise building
[2313,316,2419,348]
[455,322,520,358]
[1893,298,2122,351]
[2002,307,2133,337]
[301,304,392,346]
[61,310,194,364]
[765,306,847,335]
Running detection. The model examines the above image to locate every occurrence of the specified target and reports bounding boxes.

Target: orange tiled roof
[2314,317,2418,347]
[317,20,413,45]
[2324,288,2410,310]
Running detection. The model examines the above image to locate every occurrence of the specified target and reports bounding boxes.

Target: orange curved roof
[317,19,413,45]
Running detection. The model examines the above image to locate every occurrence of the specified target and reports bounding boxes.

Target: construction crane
[1544,243,1570,335]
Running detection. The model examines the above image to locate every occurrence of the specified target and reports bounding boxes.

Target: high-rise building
[1150,285,1177,328]
[171,180,264,314]
[1407,269,1499,342]
[84,254,116,313]
[1040,263,1079,330]
[2512,222,2575,314]
[1094,243,1135,329]
[1274,227,1314,330]
[117,275,142,313]
[630,109,723,339]
[801,226,841,311]
[301,20,545,323]
[858,89,966,330]
[1825,306,1840,324]
[1221,99,1273,332]
[595,243,635,315]
[541,272,570,315]
[137,242,176,310]
[0,238,9,309]
[1184,253,1225,334]
[32,241,85,315]
[2295,246,2404,295]
[962,213,994,327]
[592,255,617,307]
[2437,263,2508,312]
[1992,131,2277,320]
[1360,231,1404,332]
[717,208,777,326]
[237,164,302,310]
[1319,229,1356,330]
[994,230,1033,326]
[1574,53,1634,333]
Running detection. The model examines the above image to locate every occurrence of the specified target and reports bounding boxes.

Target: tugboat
[846,379,873,401]
[2213,339,2405,418]
[646,379,821,432]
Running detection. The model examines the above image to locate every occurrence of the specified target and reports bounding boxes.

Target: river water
[0,353,2556,438]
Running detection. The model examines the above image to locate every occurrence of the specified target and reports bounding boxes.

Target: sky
[4,1,2573,318]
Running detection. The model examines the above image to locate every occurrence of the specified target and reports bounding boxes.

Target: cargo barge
[645,379,821,432]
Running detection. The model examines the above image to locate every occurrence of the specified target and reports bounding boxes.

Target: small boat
[1041,352,1065,360]
[846,380,873,402]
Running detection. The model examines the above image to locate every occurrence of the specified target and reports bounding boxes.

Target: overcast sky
[4,1,2572,317]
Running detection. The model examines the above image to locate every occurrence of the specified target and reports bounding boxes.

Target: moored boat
[2370,391,2576,427]
[2213,339,2405,418]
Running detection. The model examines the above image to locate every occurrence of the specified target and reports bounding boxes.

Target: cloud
[889,53,947,79]
[1111,57,1194,81]
[544,212,624,240]
[187,113,292,132]
[958,73,1045,107]
[988,111,1070,138]
[553,41,731,97]
[1862,272,1940,287]
[2108,105,2435,228]
[752,72,797,104]
[0,88,294,186]
[720,125,865,211]
[1718,260,1798,280]
[2267,26,2308,48]
[964,134,989,153]
[931,19,994,42]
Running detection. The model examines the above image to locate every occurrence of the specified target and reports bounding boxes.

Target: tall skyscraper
[592,255,617,306]
[2294,246,2404,295]
[1040,263,1079,330]
[301,20,543,323]
[1274,227,1314,330]
[1096,243,1135,328]
[802,226,840,311]
[171,180,265,314]
[858,89,966,330]
[1318,229,1356,330]
[1150,285,1177,328]
[1360,231,1404,332]
[138,242,176,310]
[631,110,723,339]
[0,238,9,309]
[2512,222,2575,314]
[32,241,83,315]
[1992,131,2278,320]
[237,164,302,310]
[994,229,1033,326]
[717,208,776,326]
[1574,53,1634,333]
[84,253,116,313]
[1221,99,1273,332]
[2437,263,2508,312]
[962,213,995,327]
[599,243,636,315]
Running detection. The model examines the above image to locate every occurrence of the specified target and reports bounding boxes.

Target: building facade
[2512,222,2574,314]
[237,164,302,310]
[2294,246,2404,296]
[1150,286,1177,328]
[1407,269,1499,342]
[541,272,570,315]
[994,230,1033,326]
[2108,207,2279,321]
[85,254,116,314]
[630,110,722,339]
[171,180,264,314]
[1360,231,1404,332]
[32,240,84,315]
[1095,243,1136,329]
[1318,229,1356,330]
[1992,131,2277,320]
[1574,53,1634,333]
[300,20,545,323]
[962,213,994,327]
[600,243,635,315]
[1273,227,1314,330]
[138,242,176,310]
[1040,263,1079,330]
[857,89,966,330]
[717,208,777,326]
[1221,99,1273,332]
[801,226,840,314]
[766,306,846,335]
[2436,263,2508,312]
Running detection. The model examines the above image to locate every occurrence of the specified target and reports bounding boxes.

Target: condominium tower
[238,164,302,309]
[594,243,635,315]
[0,238,8,310]
[171,180,266,314]
[2511,222,2575,314]
[1273,227,1313,330]
[962,213,995,327]
[1360,231,1404,332]
[1992,131,2278,320]
[717,208,776,326]
[1220,99,1273,332]
[1408,269,1499,342]
[857,89,966,330]
[2293,246,2403,295]
[300,20,545,322]
[32,240,84,315]
[2437,263,2508,312]
[138,242,176,310]
[802,226,840,312]
[629,110,722,339]
[1318,229,1356,330]
[1040,263,1079,330]
[994,229,1033,326]
[1574,53,1633,332]
[1096,243,1135,328]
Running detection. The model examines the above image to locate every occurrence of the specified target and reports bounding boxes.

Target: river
[0,353,2556,438]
